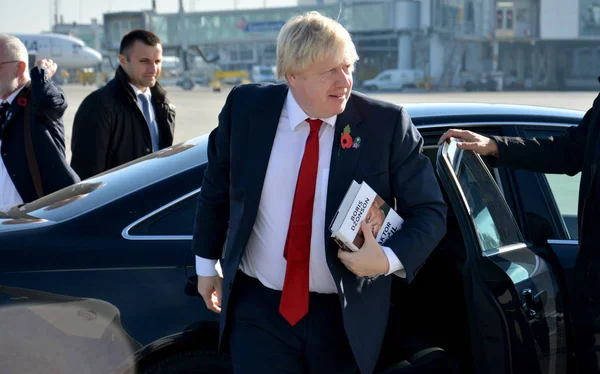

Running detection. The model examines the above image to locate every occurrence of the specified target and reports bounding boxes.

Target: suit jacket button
[228,282,232,290]
[146,148,151,153]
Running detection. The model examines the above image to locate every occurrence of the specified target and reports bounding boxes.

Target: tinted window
[506,10,513,29]
[129,193,199,237]
[524,128,579,240]
[445,141,523,252]
[496,10,504,28]
[545,173,580,240]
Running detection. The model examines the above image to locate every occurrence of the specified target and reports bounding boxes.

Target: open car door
[436,139,570,374]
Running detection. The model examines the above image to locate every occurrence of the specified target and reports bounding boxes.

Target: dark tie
[138,93,160,152]
[0,102,9,139]
[279,118,323,326]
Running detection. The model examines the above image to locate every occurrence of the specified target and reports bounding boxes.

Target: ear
[17,61,27,77]
[286,72,296,87]
[118,54,127,69]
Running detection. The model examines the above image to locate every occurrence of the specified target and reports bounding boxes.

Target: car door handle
[522,288,547,317]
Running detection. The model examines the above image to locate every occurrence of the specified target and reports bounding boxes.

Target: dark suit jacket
[192,83,447,373]
[1,67,79,203]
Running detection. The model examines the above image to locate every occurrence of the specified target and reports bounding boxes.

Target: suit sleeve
[29,66,67,123]
[70,93,112,180]
[191,86,236,260]
[489,97,593,176]
[384,107,447,283]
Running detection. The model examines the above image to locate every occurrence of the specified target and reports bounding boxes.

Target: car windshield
[4,138,207,223]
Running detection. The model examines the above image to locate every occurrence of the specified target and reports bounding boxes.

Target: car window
[544,173,580,240]
[523,128,579,241]
[127,191,199,238]
[445,141,523,253]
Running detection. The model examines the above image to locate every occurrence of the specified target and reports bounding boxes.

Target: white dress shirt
[0,85,26,209]
[196,91,405,292]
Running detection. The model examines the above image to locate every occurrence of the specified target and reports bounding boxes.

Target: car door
[0,151,214,373]
[502,125,580,292]
[436,139,570,374]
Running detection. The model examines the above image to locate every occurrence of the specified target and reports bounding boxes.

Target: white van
[362,69,425,91]
[251,65,277,83]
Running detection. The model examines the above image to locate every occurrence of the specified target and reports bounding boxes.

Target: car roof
[403,103,584,126]
[2,137,209,225]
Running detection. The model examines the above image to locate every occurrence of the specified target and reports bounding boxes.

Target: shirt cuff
[195,255,219,276]
[382,246,406,278]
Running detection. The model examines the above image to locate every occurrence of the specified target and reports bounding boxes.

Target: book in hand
[329,180,404,252]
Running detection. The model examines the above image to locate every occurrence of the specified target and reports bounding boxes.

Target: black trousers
[227,271,358,374]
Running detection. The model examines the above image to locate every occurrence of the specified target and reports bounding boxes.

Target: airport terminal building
[99,0,600,90]
[102,0,498,88]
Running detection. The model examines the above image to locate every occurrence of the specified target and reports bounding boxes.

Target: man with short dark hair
[71,29,176,180]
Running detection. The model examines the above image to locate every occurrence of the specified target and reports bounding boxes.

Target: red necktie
[279,118,322,326]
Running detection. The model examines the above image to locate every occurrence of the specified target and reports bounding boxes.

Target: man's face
[365,203,385,237]
[288,47,353,119]
[119,41,162,91]
[0,58,20,99]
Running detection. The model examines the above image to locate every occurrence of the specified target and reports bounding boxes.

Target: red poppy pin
[338,125,360,155]
[17,97,28,107]
[341,125,353,149]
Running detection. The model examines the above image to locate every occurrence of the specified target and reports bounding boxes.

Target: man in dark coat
[439,95,600,373]
[0,34,79,207]
[71,29,175,180]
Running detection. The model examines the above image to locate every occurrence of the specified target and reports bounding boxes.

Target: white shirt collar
[285,90,336,131]
[129,83,152,99]
[2,84,26,105]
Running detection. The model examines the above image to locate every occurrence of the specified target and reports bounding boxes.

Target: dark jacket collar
[114,66,169,104]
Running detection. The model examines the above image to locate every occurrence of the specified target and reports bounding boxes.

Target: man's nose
[335,69,352,87]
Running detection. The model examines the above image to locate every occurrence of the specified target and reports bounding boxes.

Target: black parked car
[0,103,583,373]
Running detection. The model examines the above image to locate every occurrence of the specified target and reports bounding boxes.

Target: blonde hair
[276,11,359,81]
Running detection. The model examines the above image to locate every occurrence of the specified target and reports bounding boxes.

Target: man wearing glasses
[0,34,78,209]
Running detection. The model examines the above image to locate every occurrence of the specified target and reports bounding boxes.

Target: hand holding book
[329,181,404,252]
[330,180,405,279]
[337,221,390,277]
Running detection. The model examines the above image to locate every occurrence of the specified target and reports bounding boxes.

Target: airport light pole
[178,0,194,90]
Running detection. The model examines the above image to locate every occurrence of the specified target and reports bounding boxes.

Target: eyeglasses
[0,60,19,66]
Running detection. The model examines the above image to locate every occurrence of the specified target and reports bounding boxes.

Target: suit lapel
[243,85,289,209]
[2,101,25,136]
[324,95,365,248]
[1,84,30,137]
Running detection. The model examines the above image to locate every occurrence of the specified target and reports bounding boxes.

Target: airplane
[13,33,103,69]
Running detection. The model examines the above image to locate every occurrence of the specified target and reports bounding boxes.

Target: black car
[0,103,583,373]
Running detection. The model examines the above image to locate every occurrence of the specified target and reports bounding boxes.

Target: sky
[0,0,297,33]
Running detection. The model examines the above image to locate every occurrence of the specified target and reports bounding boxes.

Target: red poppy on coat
[341,133,353,149]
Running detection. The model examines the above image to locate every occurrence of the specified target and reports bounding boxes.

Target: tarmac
[60,84,599,160]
